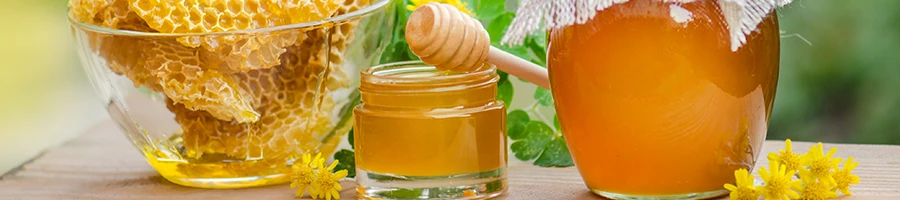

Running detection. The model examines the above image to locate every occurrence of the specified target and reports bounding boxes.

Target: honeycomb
[168,44,336,159]
[145,40,259,123]
[69,0,153,31]
[168,0,367,159]
[70,0,368,165]
[69,0,108,26]
[127,0,342,74]
[196,31,300,74]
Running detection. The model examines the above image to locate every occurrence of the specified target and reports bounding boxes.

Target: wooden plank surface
[1,121,899,199]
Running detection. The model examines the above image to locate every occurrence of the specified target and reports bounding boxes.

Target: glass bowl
[69,0,392,188]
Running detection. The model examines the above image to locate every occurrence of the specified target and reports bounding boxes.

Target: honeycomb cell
[169,41,336,159]
[129,0,276,33]
[125,0,341,74]
[284,0,342,24]
[98,0,153,31]
[144,40,260,123]
[68,0,108,25]
[197,31,301,74]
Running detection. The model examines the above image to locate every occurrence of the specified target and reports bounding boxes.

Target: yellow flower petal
[833,156,861,196]
[758,163,801,200]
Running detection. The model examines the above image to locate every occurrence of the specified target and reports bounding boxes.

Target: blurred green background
[0,0,897,174]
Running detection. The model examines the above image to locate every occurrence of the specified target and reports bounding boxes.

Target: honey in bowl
[548,0,779,198]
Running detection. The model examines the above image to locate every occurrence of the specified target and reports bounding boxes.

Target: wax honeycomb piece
[127,0,340,33]
[166,0,367,159]
[284,0,342,24]
[97,39,260,122]
[144,41,259,123]
[168,41,337,159]
[69,0,153,31]
[197,32,300,74]
[68,0,108,25]
[127,0,341,73]
[98,0,153,31]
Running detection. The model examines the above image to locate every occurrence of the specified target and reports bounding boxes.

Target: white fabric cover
[501,0,792,51]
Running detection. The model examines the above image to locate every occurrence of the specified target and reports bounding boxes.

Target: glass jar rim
[67,0,390,37]
[360,60,497,89]
[358,60,500,108]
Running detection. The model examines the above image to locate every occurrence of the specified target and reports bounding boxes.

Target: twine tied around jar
[501,0,793,51]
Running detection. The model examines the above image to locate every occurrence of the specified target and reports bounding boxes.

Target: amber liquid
[548,0,779,195]
[354,104,505,176]
[354,69,507,177]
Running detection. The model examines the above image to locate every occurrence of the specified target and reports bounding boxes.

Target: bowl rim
[68,0,391,37]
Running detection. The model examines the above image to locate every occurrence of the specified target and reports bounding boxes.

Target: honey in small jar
[354,61,508,199]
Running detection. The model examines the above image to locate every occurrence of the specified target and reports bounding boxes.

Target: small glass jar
[354,61,508,199]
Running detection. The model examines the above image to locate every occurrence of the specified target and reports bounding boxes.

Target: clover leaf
[497,71,514,106]
[534,87,553,106]
[333,149,356,178]
[534,136,574,167]
[508,111,574,167]
[506,110,530,139]
[510,120,554,160]
[473,0,505,24]
[553,115,561,130]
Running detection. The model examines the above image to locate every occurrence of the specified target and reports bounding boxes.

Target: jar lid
[501,0,793,52]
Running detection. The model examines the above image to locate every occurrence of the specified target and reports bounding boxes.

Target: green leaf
[379,0,417,63]
[525,35,547,66]
[348,128,355,150]
[533,137,575,167]
[509,120,554,160]
[474,0,505,24]
[506,110,530,140]
[498,70,509,82]
[487,13,514,45]
[534,87,554,106]
[553,115,560,130]
[333,149,356,178]
[384,188,425,199]
[497,73,514,106]
[485,179,505,193]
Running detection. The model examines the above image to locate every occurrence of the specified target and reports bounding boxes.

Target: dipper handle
[405,3,551,89]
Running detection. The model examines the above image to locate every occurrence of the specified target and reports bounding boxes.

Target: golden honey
[547,0,779,198]
[354,61,508,199]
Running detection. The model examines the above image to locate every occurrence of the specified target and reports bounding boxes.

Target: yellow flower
[800,143,842,186]
[757,162,802,200]
[724,168,759,200]
[768,139,803,173]
[291,153,324,197]
[832,156,861,195]
[798,173,838,200]
[406,0,473,15]
[310,160,349,200]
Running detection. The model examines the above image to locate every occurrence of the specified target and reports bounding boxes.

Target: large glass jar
[354,61,508,199]
[548,0,779,198]
[69,0,392,188]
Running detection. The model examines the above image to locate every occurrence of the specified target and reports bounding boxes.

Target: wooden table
[2,121,898,199]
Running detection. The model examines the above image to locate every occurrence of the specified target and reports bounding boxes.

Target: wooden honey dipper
[405,3,551,89]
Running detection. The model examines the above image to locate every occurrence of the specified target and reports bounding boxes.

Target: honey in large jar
[548,0,779,197]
